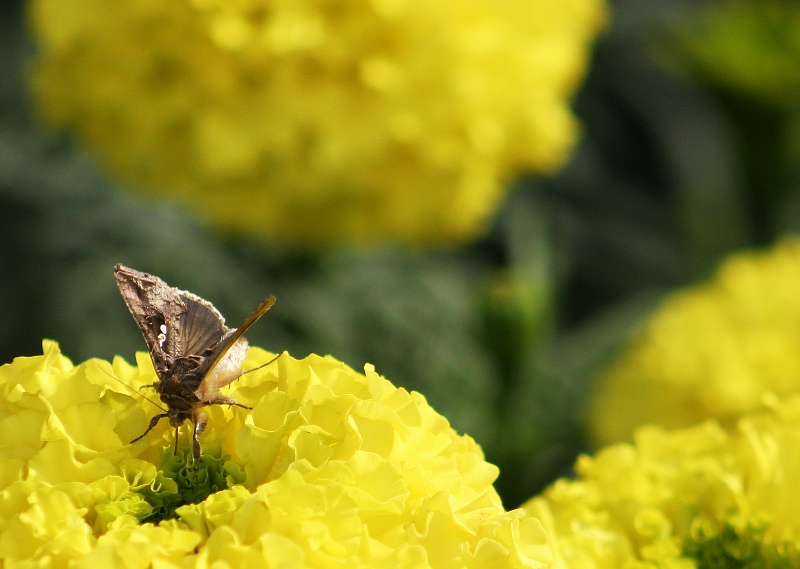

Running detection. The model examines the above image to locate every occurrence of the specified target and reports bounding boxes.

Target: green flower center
[683,520,800,569]
[133,450,247,524]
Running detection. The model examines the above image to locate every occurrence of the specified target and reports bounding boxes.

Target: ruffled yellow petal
[527,395,800,568]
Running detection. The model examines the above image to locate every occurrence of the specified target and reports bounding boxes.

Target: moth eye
[157,324,168,347]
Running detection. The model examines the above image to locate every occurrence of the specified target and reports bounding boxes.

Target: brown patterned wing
[114,264,186,376]
[194,295,276,400]
[178,292,229,356]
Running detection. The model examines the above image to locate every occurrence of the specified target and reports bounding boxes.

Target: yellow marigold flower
[588,237,800,446]
[27,0,606,246]
[0,340,551,567]
[525,395,800,568]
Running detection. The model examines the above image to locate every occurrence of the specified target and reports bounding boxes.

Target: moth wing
[178,292,229,355]
[114,264,185,374]
[194,295,276,400]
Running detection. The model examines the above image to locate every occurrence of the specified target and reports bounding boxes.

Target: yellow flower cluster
[28,0,606,246]
[588,237,800,446]
[0,340,550,567]
[526,394,800,568]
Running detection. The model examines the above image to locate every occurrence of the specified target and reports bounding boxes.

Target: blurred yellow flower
[525,394,800,568]
[27,0,606,246]
[0,340,551,567]
[588,237,800,446]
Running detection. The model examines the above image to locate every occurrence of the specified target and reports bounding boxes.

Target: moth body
[114,264,276,460]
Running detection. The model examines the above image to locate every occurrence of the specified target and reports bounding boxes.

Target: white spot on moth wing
[158,324,168,348]
[195,338,249,401]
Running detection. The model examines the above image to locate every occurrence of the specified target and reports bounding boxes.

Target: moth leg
[174,426,179,456]
[130,412,169,443]
[204,396,253,411]
[192,412,208,461]
[138,383,157,391]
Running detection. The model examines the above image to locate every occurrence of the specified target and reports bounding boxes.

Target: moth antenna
[207,351,284,403]
[95,361,167,413]
[239,350,284,379]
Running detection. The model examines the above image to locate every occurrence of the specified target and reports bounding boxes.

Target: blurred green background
[3,0,800,509]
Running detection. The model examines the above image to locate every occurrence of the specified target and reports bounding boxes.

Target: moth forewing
[114,265,184,374]
[195,296,275,383]
[193,295,277,400]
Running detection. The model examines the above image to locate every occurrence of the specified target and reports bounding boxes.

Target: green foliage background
[3,0,800,509]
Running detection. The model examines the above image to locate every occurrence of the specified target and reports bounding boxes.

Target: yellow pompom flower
[27,0,606,246]
[0,340,551,567]
[525,394,800,568]
[588,237,800,446]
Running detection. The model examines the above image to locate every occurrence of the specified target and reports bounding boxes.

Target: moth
[114,264,277,460]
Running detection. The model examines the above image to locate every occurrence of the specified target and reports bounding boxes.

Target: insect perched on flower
[114,264,277,459]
